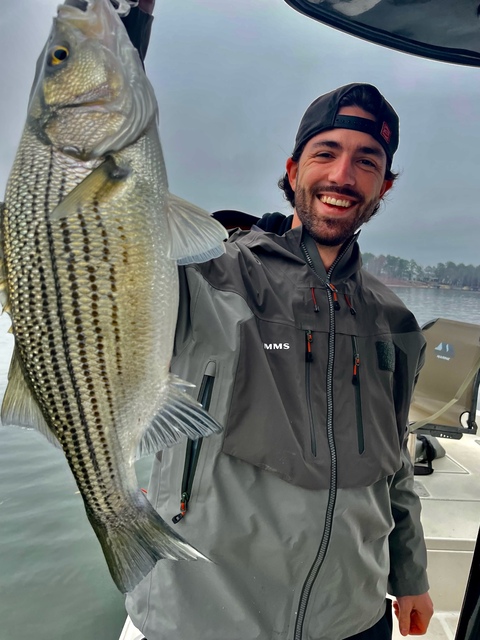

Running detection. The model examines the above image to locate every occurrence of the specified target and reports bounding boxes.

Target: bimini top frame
[284,0,480,67]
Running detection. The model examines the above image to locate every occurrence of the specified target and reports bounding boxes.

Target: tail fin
[88,493,207,594]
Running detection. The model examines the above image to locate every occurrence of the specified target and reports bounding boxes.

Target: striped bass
[0,0,227,593]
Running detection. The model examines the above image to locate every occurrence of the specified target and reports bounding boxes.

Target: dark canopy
[284,0,480,67]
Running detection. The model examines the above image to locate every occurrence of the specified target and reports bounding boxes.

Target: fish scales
[0,0,227,593]
[6,126,174,508]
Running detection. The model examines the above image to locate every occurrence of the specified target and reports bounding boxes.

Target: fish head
[27,0,157,160]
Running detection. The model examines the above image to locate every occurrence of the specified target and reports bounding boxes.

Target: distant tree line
[362,253,480,289]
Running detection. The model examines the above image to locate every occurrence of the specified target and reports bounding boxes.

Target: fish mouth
[56,83,114,110]
[63,0,88,11]
[61,0,138,16]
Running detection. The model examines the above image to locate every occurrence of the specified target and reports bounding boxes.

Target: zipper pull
[172,492,189,524]
[352,354,360,385]
[305,330,313,362]
[344,294,356,316]
[310,287,319,312]
[326,283,340,310]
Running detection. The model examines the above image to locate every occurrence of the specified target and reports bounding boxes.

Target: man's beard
[294,183,381,247]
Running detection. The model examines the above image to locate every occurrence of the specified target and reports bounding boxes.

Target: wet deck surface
[392,611,459,640]
[403,431,480,638]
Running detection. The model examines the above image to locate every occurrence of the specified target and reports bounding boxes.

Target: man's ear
[380,179,393,198]
[286,157,298,191]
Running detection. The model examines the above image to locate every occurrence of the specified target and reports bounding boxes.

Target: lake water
[0,286,479,640]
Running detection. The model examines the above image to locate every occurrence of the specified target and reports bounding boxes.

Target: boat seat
[408,318,480,474]
[410,318,480,438]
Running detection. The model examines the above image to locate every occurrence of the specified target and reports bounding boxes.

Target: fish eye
[49,45,70,66]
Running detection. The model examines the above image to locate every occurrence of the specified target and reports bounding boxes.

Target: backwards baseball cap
[293,83,399,169]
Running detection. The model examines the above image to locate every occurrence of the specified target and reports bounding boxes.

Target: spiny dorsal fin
[1,347,62,449]
[167,193,227,265]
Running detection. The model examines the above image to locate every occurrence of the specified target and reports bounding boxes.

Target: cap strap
[333,115,392,160]
[333,115,379,137]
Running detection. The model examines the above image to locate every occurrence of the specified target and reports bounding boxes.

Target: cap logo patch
[380,121,391,143]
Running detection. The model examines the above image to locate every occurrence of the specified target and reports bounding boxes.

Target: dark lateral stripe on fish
[55,212,105,491]
[41,149,105,494]
[15,152,74,435]
[75,206,118,481]
[39,151,80,443]
[79,204,119,423]
[36,171,78,441]
[90,203,123,379]
[60,202,127,515]
[95,207,122,378]
[30,168,65,427]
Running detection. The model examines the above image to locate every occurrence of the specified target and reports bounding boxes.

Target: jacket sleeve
[388,342,429,597]
[387,439,430,596]
[121,6,154,62]
[173,266,192,358]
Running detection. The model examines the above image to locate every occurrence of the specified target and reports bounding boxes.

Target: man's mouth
[319,195,355,208]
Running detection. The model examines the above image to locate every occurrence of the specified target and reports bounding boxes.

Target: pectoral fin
[135,374,222,460]
[167,193,227,265]
[1,348,61,449]
[50,157,131,221]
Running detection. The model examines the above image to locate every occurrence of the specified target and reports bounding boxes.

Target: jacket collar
[298,227,362,282]
[233,224,362,282]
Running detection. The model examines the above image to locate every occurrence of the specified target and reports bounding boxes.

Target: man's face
[287,106,393,247]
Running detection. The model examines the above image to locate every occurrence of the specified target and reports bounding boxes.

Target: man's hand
[393,593,434,636]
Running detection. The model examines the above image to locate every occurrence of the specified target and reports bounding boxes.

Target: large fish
[0,0,227,593]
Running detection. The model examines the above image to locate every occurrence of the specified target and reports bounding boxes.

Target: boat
[119,618,144,640]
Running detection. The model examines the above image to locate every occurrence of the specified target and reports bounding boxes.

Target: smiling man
[281,85,397,269]
[123,53,433,640]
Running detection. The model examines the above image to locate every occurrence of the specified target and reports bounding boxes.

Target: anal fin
[1,348,61,449]
[136,374,222,459]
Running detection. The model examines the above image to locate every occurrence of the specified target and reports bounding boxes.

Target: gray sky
[1,0,479,266]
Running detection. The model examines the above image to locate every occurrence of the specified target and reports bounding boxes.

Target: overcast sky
[0,0,478,266]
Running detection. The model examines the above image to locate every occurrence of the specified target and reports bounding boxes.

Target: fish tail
[89,496,207,594]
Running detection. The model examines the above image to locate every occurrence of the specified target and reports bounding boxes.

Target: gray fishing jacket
[126,224,429,640]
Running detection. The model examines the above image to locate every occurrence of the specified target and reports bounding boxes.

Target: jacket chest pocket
[351,335,365,455]
[172,362,217,524]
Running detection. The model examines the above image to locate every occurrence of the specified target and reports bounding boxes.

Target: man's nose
[327,157,356,186]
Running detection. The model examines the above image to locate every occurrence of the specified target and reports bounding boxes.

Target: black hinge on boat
[172,362,216,524]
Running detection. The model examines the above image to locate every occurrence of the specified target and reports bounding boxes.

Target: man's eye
[359,159,376,168]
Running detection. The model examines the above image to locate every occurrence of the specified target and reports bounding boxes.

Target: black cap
[293,83,399,168]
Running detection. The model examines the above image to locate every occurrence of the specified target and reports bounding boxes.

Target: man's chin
[305,220,359,247]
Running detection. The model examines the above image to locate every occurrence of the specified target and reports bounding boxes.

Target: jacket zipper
[351,336,365,454]
[294,236,355,640]
[305,330,316,456]
[172,362,216,524]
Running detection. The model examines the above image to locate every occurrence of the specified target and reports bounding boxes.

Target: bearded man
[121,74,435,640]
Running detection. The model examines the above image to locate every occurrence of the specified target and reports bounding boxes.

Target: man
[123,5,434,639]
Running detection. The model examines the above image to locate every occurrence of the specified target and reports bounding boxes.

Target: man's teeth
[320,195,352,208]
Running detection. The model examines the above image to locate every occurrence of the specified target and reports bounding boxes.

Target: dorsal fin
[167,194,227,265]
